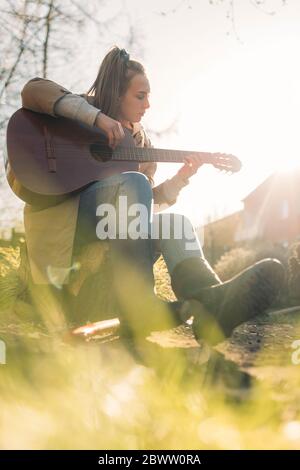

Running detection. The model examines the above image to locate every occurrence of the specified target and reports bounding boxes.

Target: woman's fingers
[182,155,203,175]
[109,123,125,149]
[117,121,125,139]
[113,122,125,148]
[95,112,125,149]
[108,123,125,149]
[192,155,203,167]
[184,155,203,168]
[183,156,193,166]
[107,131,114,149]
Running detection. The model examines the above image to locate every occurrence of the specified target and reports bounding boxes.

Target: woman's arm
[21,77,124,148]
[21,77,71,117]
[21,77,99,126]
[153,174,189,212]
[140,129,190,212]
[55,93,100,127]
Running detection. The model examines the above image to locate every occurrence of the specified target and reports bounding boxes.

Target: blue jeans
[72,172,205,274]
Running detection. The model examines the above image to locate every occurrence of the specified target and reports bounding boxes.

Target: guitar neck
[112,147,211,163]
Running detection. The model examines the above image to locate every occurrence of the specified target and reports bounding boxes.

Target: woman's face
[118,73,150,124]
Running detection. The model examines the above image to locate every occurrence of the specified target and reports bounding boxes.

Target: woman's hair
[87,46,145,119]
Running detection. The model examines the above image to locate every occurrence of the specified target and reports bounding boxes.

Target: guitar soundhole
[90,141,112,162]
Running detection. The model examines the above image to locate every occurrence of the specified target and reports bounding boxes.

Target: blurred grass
[0,246,300,449]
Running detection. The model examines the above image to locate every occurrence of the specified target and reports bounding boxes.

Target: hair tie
[120,48,130,63]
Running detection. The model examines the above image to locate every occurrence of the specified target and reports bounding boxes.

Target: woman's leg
[154,212,285,344]
[152,213,221,299]
[72,173,195,336]
[73,178,285,344]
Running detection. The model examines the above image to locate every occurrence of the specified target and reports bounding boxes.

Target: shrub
[213,247,257,281]
[213,242,291,308]
[288,242,300,304]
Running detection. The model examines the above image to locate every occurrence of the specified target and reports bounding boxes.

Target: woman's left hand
[176,155,203,180]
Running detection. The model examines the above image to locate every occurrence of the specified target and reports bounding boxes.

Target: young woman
[20,46,284,344]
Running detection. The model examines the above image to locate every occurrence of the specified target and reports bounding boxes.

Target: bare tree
[0,0,145,128]
[0,0,289,228]
[154,0,288,41]
[0,0,146,229]
[0,0,90,127]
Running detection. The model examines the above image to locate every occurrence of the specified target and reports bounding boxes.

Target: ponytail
[87,46,145,119]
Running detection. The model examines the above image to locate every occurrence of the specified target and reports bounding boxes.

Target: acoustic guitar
[6,108,242,207]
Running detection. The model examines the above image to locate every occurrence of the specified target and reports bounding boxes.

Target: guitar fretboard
[113,147,207,163]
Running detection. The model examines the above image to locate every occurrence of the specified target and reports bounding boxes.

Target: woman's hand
[95,112,125,149]
[176,155,203,181]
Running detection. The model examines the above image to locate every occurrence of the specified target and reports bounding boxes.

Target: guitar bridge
[43,125,56,172]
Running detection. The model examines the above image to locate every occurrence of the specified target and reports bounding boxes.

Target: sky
[121,0,300,226]
[1,0,300,230]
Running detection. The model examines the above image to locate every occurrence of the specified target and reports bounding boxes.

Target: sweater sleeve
[141,131,188,212]
[153,173,189,213]
[141,127,189,212]
[55,93,100,127]
[21,77,71,117]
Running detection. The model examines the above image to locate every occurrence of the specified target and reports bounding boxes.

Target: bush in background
[288,242,300,305]
[213,241,291,308]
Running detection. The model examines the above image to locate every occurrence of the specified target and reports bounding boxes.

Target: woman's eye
[137,96,144,100]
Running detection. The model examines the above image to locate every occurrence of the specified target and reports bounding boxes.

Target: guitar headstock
[208,153,242,174]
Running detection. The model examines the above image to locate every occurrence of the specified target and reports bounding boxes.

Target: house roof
[243,169,300,203]
[203,210,243,228]
[242,173,274,203]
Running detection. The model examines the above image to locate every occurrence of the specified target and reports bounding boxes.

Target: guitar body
[6,109,139,206]
[6,108,241,208]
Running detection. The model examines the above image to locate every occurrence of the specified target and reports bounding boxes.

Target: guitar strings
[41,148,234,165]
[46,152,233,166]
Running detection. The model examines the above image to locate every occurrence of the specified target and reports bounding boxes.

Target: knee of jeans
[121,172,153,202]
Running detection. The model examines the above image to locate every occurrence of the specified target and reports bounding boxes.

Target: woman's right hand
[95,112,125,149]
